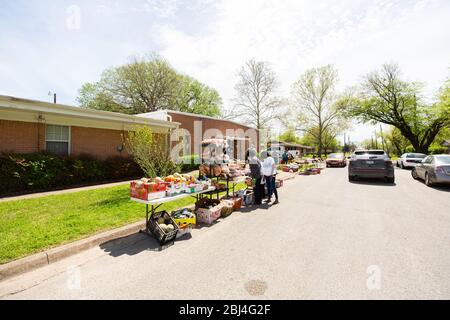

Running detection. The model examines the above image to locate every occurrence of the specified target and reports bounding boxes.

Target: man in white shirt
[261,151,279,204]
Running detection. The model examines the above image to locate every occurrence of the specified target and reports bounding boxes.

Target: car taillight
[436,166,445,174]
[386,160,393,167]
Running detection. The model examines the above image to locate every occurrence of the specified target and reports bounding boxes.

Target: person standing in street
[261,151,279,205]
[247,148,264,205]
[282,150,289,164]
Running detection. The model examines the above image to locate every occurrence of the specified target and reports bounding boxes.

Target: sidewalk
[0,170,297,203]
[0,180,133,203]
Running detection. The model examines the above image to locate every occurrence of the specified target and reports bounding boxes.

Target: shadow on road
[414,180,450,192]
[431,186,450,192]
[239,203,271,213]
[100,232,169,257]
[349,178,397,187]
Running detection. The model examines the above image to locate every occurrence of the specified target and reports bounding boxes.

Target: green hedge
[178,154,200,172]
[0,153,143,196]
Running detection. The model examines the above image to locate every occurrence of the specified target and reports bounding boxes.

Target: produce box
[275,179,283,188]
[220,199,234,218]
[148,211,179,245]
[195,198,221,210]
[176,225,193,239]
[196,205,223,225]
[242,190,254,206]
[130,181,167,201]
[223,196,243,210]
[147,191,167,200]
[171,208,196,228]
[166,185,184,197]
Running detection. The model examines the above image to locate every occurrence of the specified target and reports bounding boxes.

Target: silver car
[348,150,395,183]
[396,153,427,169]
[412,155,450,186]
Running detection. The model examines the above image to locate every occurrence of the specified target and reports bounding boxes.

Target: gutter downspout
[167,112,173,156]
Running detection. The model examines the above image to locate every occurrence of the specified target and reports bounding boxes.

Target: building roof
[137,109,258,130]
[0,95,179,132]
[270,141,314,150]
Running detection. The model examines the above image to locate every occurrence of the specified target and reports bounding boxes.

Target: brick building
[137,110,260,161]
[0,95,178,159]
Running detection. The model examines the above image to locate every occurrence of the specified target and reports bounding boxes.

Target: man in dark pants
[247,148,264,205]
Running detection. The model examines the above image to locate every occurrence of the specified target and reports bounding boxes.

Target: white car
[396,153,427,169]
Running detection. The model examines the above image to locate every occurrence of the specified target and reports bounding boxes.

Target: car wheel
[399,161,404,169]
[386,177,395,183]
[411,169,419,180]
[425,173,433,187]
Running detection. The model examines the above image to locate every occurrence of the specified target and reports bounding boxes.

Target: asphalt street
[1,167,450,299]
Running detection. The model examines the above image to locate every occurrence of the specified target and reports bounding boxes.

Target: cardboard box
[130,181,167,201]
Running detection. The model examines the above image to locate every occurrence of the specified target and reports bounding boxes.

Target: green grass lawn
[0,183,245,264]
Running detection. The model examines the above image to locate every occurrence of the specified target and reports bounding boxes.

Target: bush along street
[0,153,143,196]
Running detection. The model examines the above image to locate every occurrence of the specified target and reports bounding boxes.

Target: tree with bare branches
[291,65,348,156]
[233,59,283,129]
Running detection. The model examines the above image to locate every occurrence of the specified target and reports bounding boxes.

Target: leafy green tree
[77,55,222,117]
[278,128,301,144]
[176,76,222,117]
[77,83,130,114]
[384,127,411,156]
[291,65,349,156]
[301,126,340,154]
[346,63,450,154]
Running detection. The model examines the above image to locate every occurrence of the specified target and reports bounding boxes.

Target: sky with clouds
[1,0,449,142]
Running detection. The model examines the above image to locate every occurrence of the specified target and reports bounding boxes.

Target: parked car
[348,150,395,183]
[411,155,450,186]
[396,153,427,169]
[326,153,346,167]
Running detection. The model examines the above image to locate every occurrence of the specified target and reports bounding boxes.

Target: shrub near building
[0,153,143,196]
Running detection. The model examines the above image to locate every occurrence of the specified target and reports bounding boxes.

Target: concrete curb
[0,220,145,281]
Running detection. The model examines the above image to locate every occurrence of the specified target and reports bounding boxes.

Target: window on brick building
[46,125,70,156]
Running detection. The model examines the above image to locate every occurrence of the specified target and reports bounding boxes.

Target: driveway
[1,167,450,299]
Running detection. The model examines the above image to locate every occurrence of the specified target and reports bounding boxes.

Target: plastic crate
[148,211,179,246]
[171,208,196,228]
